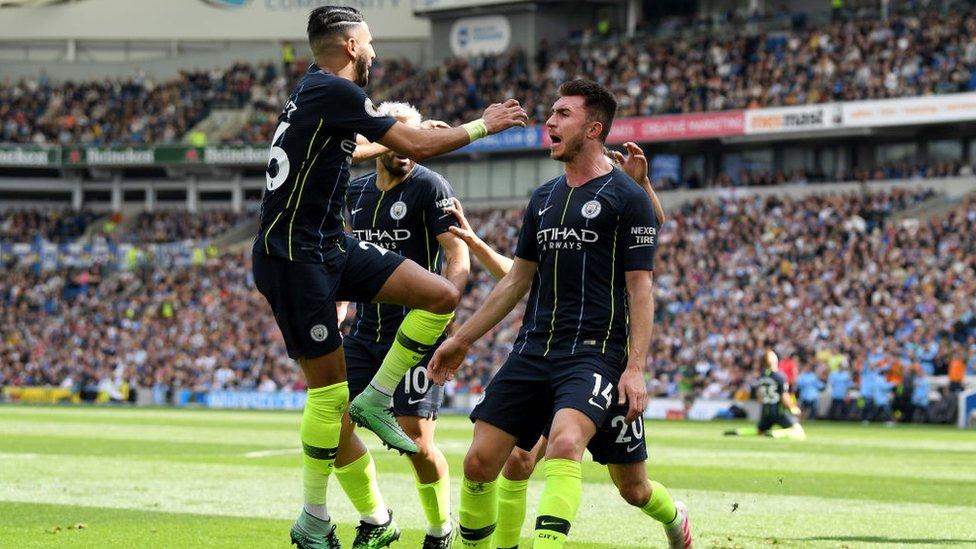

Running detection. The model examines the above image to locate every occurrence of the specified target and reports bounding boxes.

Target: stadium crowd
[2,188,973,423]
[124,209,249,244]
[655,160,974,190]
[383,4,976,124]
[0,63,269,146]
[6,4,976,146]
[0,209,249,245]
[0,208,98,243]
[0,57,412,147]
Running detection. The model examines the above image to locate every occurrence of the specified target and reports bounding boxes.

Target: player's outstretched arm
[436,230,471,294]
[620,270,653,422]
[428,258,537,384]
[352,134,387,164]
[352,120,451,163]
[378,100,528,162]
[444,198,514,281]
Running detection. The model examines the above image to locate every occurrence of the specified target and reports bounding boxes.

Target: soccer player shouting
[334,101,469,549]
[429,79,691,549]
[443,145,692,549]
[250,6,526,548]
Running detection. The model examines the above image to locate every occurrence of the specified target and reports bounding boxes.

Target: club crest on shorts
[310,324,329,343]
[581,200,602,219]
[390,201,408,220]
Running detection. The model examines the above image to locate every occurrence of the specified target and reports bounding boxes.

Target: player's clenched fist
[482,99,528,134]
[427,335,468,385]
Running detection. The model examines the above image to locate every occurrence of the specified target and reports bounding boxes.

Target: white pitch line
[244,448,301,458]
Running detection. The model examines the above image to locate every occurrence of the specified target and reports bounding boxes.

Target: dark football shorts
[758,410,799,432]
[470,352,623,451]
[536,403,648,465]
[584,405,648,465]
[252,234,405,360]
[344,335,445,419]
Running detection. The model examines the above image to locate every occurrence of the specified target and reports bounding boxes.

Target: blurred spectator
[828,365,854,419]
[796,365,825,419]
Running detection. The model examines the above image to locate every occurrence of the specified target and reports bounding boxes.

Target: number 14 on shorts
[589,372,613,410]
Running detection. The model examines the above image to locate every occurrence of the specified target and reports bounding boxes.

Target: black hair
[307,6,365,55]
[558,78,617,142]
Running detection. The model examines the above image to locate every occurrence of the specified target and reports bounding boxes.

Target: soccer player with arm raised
[250,6,525,548]
[444,143,691,549]
[428,80,691,549]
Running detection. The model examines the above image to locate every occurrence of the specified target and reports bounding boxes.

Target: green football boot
[290,510,341,549]
[351,510,401,549]
[421,521,457,549]
[348,393,418,455]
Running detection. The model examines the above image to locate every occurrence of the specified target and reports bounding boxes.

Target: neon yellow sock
[533,459,581,548]
[641,480,678,525]
[496,476,529,548]
[417,476,451,535]
[459,477,497,549]
[301,382,348,519]
[372,309,453,394]
[335,451,386,522]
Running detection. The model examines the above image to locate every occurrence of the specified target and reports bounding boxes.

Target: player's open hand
[421,119,451,130]
[445,198,478,245]
[482,99,528,134]
[613,142,648,184]
[617,366,647,423]
[428,335,468,385]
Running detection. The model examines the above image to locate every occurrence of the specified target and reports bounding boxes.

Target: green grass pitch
[1,406,974,548]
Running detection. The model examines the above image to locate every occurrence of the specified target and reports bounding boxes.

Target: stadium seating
[6,5,976,148]
[3,189,973,421]
[375,5,976,124]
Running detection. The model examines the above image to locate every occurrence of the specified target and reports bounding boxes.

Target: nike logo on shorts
[407,396,426,405]
[626,443,642,453]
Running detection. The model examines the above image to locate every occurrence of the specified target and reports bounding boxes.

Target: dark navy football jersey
[758,370,788,416]
[512,166,659,363]
[346,164,459,343]
[254,64,397,263]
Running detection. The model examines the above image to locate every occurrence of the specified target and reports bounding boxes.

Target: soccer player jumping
[250,6,526,548]
[429,79,691,549]
[334,102,469,549]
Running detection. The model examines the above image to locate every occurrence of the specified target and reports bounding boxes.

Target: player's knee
[545,434,585,461]
[502,449,536,480]
[463,450,496,482]
[618,481,651,508]
[410,438,437,465]
[426,282,460,314]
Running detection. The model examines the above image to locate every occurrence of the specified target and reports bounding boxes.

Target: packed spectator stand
[6,3,976,148]
[2,189,973,423]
